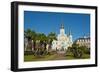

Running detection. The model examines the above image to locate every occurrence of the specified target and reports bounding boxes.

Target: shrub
[24,51,34,55]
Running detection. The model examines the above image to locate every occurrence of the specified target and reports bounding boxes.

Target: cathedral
[52,24,73,52]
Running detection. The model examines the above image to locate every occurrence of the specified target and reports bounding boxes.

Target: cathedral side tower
[68,30,73,46]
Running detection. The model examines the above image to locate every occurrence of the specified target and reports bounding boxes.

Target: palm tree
[47,32,57,44]
[25,29,32,39]
[37,33,47,41]
[24,29,37,51]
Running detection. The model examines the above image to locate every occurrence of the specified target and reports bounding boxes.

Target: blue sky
[24,11,90,41]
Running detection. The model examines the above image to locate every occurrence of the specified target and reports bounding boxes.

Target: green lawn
[24,53,90,62]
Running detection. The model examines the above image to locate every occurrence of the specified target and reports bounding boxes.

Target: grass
[24,53,90,62]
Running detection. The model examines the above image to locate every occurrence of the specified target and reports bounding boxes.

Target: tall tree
[24,29,36,41]
[48,32,57,43]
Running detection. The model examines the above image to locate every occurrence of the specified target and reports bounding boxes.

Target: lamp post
[32,40,34,51]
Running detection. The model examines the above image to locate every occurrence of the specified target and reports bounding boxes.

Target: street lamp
[32,40,34,51]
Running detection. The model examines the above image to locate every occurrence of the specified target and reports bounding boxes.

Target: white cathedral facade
[52,24,73,52]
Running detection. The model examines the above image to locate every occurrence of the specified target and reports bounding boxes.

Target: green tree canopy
[24,29,57,43]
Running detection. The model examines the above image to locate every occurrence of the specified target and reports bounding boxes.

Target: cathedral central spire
[61,23,64,29]
[60,23,65,35]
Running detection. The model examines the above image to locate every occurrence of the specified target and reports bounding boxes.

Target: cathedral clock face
[60,36,67,41]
